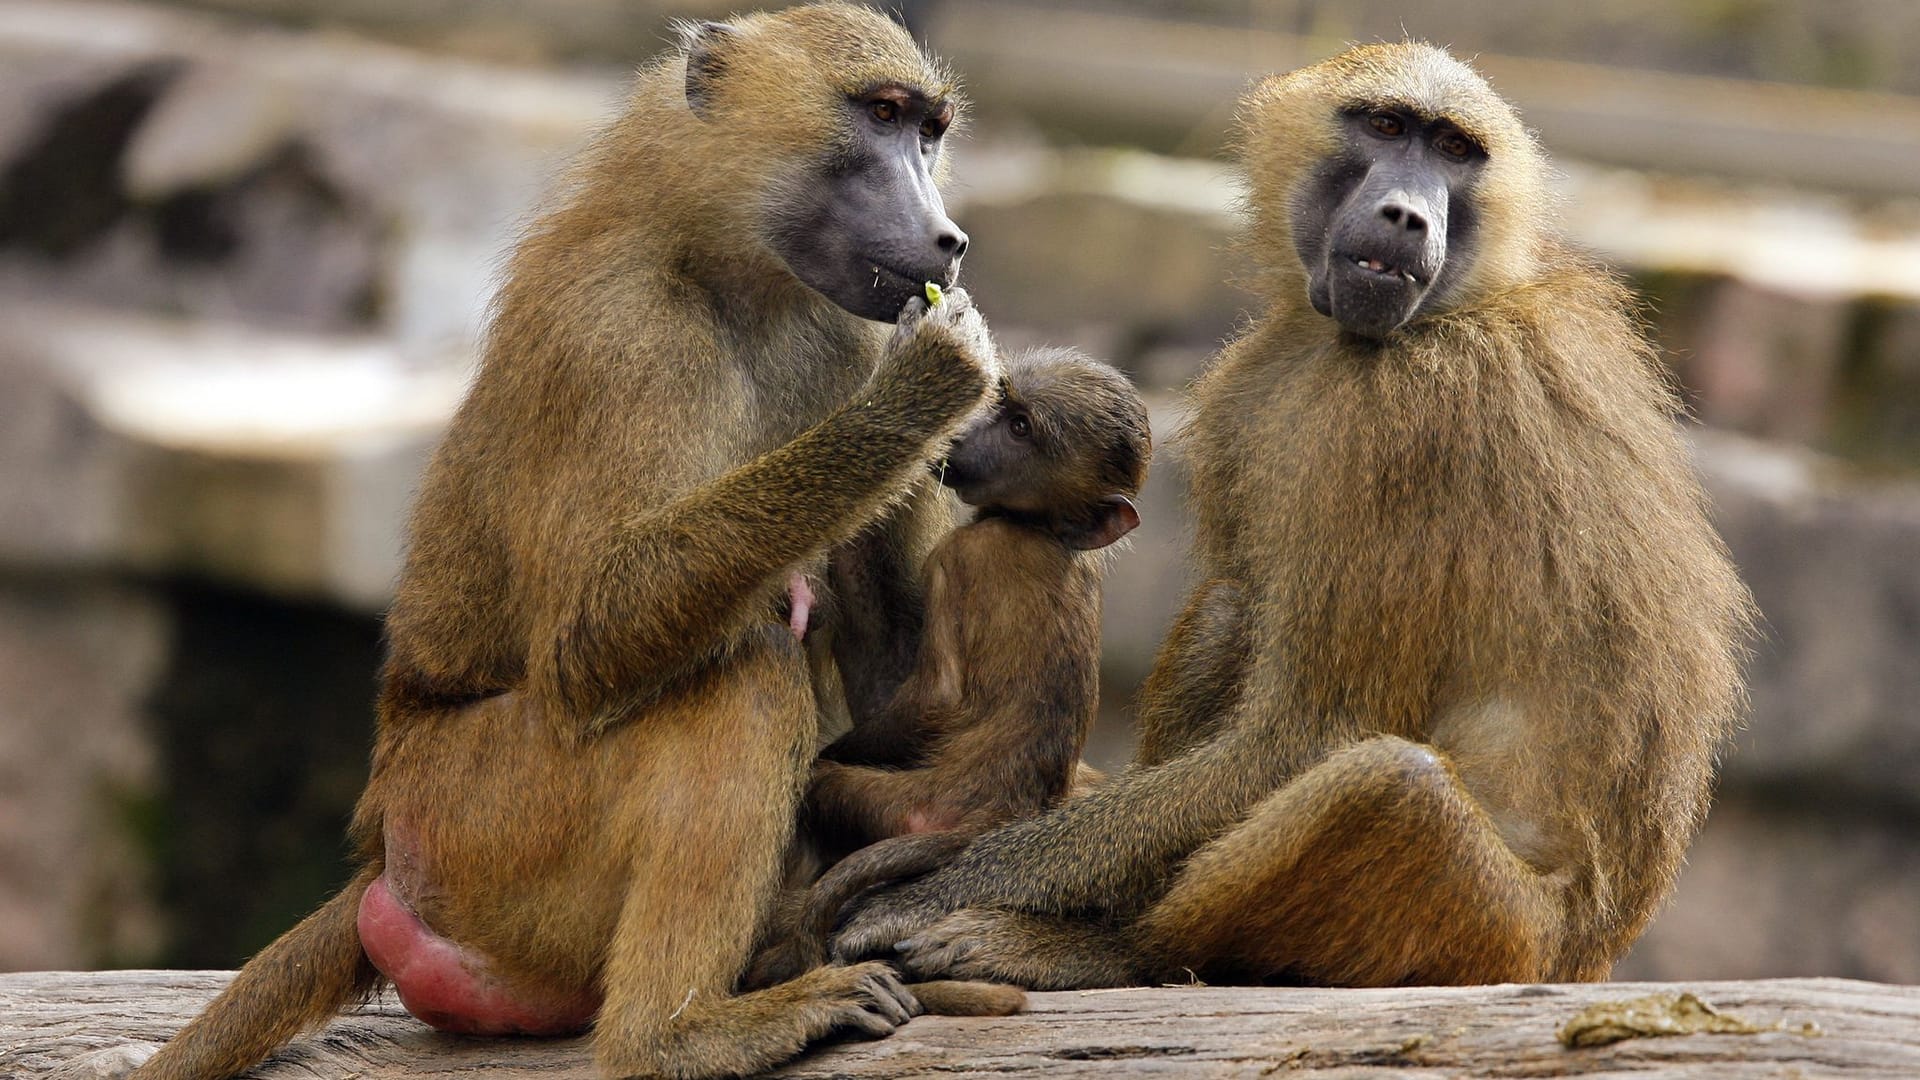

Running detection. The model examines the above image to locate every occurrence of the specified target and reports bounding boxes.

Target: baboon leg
[1138,736,1562,986]
[593,638,920,1079]
[1132,580,1247,768]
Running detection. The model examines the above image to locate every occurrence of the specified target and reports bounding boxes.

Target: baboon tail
[133,868,380,1080]
[909,980,1027,1016]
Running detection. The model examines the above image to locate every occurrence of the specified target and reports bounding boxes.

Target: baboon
[745,347,1150,989]
[835,43,1755,990]
[131,8,1010,1080]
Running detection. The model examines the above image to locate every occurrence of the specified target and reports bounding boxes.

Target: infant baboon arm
[822,555,967,766]
[823,511,938,760]
[906,980,1026,1016]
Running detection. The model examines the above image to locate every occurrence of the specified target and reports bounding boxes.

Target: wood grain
[5,971,1917,1077]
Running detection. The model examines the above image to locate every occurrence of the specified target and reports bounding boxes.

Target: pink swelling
[357,873,600,1036]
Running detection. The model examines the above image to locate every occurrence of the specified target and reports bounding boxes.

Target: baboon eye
[1008,413,1032,440]
[1436,131,1473,159]
[870,100,899,123]
[920,102,953,140]
[1368,112,1404,138]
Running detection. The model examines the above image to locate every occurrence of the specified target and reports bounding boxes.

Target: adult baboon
[836,42,1754,990]
[131,7,1004,1080]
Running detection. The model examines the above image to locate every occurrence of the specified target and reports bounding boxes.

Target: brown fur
[133,8,1005,1080]
[745,349,1149,991]
[840,42,1755,991]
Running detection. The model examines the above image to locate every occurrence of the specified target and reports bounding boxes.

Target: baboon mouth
[1350,255,1421,285]
[866,260,947,293]
[868,262,915,285]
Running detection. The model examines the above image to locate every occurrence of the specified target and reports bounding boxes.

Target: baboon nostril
[1380,203,1426,232]
[938,229,968,257]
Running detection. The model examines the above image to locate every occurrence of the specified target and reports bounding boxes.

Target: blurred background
[1,0,1916,987]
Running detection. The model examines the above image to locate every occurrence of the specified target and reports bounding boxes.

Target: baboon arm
[535,341,984,728]
[832,724,1296,958]
[823,498,943,760]
[1132,579,1249,768]
[823,552,966,765]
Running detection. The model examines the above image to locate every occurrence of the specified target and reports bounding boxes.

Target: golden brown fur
[836,42,1754,990]
[133,8,1008,1080]
[745,349,1149,992]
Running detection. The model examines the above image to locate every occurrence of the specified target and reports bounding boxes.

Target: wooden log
[3,971,1916,1077]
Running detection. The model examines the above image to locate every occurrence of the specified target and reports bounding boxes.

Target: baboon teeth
[1353,256,1394,274]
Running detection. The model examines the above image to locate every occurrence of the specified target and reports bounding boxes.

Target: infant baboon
[747,346,1150,988]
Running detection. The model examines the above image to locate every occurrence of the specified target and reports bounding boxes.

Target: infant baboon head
[941,346,1150,550]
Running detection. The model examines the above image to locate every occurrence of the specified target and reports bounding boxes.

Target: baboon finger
[852,965,920,1024]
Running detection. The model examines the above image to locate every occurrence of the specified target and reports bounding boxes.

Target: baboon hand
[895,909,1011,982]
[817,960,925,1040]
[899,910,1141,990]
[829,877,955,963]
[884,285,1002,419]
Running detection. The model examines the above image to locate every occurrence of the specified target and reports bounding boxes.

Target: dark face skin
[1292,107,1486,339]
[941,388,1047,515]
[766,85,968,322]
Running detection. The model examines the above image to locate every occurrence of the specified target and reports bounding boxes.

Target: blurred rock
[952,146,1250,365]
[926,1,1920,196]
[1832,298,1920,468]
[163,0,736,66]
[0,580,167,970]
[0,0,614,342]
[0,304,458,609]
[131,0,1920,102]
[1695,283,1850,447]
[1696,430,1920,808]
[1617,800,1920,984]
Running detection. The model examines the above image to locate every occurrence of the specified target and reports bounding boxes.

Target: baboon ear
[679,20,739,117]
[1065,495,1141,551]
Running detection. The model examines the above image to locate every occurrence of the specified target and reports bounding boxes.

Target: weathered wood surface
[3,972,1918,1077]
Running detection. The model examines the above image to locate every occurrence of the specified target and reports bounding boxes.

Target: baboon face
[941,349,1149,550]
[679,13,968,324]
[1291,107,1487,338]
[765,85,968,322]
